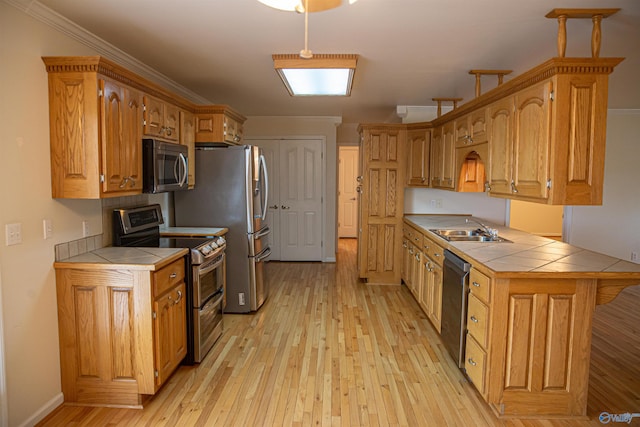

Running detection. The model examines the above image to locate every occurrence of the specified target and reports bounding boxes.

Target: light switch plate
[43,219,53,239]
[5,223,22,245]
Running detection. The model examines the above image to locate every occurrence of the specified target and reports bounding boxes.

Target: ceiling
[31,0,640,124]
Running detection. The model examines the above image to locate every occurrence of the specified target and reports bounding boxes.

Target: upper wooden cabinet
[433,57,623,205]
[143,95,180,142]
[430,121,455,189]
[406,127,431,187]
[489,80,552,200]
[42,56,245,198]
[194,106,247,145]
[43,58,145,198]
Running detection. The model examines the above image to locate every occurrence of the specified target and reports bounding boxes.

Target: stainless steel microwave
[142,138,189,193]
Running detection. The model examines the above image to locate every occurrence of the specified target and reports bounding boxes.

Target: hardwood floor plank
[37,239,640,426]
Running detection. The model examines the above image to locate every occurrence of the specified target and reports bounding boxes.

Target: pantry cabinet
[357,124,406,284]
[54,254,187,407]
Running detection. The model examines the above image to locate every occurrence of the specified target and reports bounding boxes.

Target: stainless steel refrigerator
[173,144,270,313]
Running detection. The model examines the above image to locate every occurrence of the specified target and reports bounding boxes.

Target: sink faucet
[466,218,498,238]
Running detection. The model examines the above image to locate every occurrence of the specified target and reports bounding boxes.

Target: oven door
[193,252,225,307]
[193,288,224,363]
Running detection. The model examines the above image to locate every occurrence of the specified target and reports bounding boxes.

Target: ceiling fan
[257,0,357,13]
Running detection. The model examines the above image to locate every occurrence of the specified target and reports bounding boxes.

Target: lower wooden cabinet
[54,256,187,407]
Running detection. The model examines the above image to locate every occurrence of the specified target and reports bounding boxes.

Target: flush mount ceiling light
[271,0,358,96]
[257,0,357,13]
[273,53,358,96]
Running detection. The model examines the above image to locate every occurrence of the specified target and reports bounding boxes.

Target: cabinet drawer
[427,242,445,266]
[154,258,185,297]
[465,334,487,395]
[469,269,490,304]
[467,293,489,348]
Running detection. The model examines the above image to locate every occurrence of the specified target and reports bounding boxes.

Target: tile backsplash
[54,194,151,261]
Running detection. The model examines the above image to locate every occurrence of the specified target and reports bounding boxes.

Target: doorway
[338,146,359,238]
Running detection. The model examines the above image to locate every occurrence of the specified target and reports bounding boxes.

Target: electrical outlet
[43,219,53,239]
[82,220,90,237]
[430,199,436,208]
[632,251,639,262]
[5,223,22,245]
[239,293,245,305]
[436,199,443,209]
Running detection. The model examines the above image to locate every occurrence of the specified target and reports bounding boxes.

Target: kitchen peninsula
[403,214,640,419]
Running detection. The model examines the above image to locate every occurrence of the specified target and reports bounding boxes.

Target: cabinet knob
[467,358,477,367]
[472,281,481,287]
[511,180,518,193]
[119,177,130,188]
[170,272,177,279]
[470,315,479,323]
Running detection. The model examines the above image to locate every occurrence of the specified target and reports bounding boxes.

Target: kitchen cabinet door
[143,95,180,141]
[101,79,143,193]
[358,125,406,284]
[488,96,514,196]
[154,282,187,387]
[406,128,430,186]
[512,80,551,199]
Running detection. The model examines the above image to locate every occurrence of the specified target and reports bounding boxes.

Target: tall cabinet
[357,124,407,284]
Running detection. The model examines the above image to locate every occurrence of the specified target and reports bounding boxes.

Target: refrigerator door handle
[259,154,269,221]
[255,226,271,239]
[255,246,272,263]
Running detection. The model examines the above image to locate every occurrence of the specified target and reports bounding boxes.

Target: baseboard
[18,393,63,427]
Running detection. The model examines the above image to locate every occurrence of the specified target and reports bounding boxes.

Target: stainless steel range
[113,204,226,364]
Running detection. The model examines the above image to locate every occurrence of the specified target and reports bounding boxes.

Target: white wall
[0,4,104,425]
[567,111,640,262]
[405,188,508,225]
[244,116,341,262]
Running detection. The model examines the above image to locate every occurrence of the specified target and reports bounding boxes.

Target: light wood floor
[39,239,640,426]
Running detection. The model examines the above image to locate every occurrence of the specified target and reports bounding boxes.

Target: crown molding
[4,0,211,105]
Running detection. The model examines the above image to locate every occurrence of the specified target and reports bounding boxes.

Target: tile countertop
[404,215,640,276]
[159,226,228,237]
[53,246,188,271]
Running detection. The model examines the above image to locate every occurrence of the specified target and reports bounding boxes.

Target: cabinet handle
[484,181,491,192]
[356,176,363,182]
[166,128,172,136]
[434,253,441,258]
[463,134,473,144]
[511,180,518,193]
[415,254,420,261]
[170,272,177,279]
[174,290,183,305]
[128,176,136,188]
[470,315,479,323]
[356,186,362,193]
[468,358,477,367]
[119,177,130,188]
[472,281,480,288]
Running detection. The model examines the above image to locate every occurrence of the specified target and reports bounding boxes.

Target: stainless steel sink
[429,229,511,243]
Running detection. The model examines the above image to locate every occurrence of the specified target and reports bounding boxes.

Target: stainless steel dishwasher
[441,249,471,368]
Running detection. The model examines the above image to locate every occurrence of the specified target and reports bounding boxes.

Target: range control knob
[200,245,212,255]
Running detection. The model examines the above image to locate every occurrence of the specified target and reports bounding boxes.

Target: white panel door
[279,139,323,261]
[338,146,359,238]
[251,140,280,260]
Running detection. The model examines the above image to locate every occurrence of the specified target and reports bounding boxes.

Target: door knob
[350,197,356,201]
[269,205,279,209]
[281,205,291,210]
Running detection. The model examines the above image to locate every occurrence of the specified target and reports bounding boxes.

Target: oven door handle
[254,246,272,263]
[198,254,224,276]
